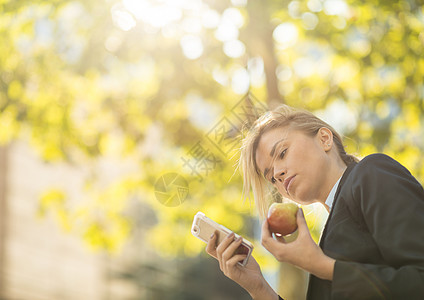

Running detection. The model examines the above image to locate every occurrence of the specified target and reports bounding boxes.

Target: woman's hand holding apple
[261,207,336,281]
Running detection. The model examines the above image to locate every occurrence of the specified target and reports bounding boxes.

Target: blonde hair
[239,105,358,218]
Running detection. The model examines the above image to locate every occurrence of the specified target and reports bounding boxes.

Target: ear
[317,127,333,151]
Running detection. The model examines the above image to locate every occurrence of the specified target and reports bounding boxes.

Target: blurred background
[0,0,423,299]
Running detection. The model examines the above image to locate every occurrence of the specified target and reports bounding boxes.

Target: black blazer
[306,154,424,299]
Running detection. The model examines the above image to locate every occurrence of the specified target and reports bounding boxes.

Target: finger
[216,232,235,269]
[261,220,275,247]
[296,208,309,235]
[274,233,286,243]
[220,236,243,274]
[216,232,235,257]
[224,254,248,274]
[205,231,218,259]
[262,219,287,243]
[261,220,282,245]
[221,236,243,263]
[261,220,286,258]
[261,220,273,239]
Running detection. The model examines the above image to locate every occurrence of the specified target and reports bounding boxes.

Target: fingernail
[210,233,215,239]
[228,232,235,239]
[236,236,242,242]
[238,256,247,263]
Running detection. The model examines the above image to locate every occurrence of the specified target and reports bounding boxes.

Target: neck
[317,157,347,210]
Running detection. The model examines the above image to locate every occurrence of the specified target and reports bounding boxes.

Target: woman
[205,105,424,299]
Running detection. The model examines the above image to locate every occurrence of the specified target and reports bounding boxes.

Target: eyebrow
[270,138,285,157]
[262,138,285,179]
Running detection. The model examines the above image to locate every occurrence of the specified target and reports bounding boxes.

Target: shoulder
[336,154,424,229]
[358,153,400,168]
[353,153,410,178]
[347,153,423,193]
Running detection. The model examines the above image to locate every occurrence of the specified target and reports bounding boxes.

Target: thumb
[296,208,309,233]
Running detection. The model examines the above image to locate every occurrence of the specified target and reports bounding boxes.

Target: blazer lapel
[319,162,357,248]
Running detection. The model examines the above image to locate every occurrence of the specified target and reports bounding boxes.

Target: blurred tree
[1,0,423,298]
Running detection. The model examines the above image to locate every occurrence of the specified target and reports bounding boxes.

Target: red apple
[267,202,299,236]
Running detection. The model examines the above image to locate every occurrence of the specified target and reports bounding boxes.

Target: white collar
[325,176,342,210]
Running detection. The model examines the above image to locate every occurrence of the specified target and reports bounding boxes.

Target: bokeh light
[180,34,203,59]
[273,22,299,49]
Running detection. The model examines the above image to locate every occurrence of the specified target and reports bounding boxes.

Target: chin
[289,194,312,206]
[292,199,308,206]
[291,188,316,204]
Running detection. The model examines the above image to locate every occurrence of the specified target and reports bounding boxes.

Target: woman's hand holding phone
[206,231,278,300]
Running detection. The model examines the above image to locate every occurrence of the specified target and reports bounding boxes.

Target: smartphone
[191,211,254,267]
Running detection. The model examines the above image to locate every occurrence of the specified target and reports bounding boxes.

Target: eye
[279,149,287,159]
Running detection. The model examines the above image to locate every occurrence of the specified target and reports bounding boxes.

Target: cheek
[298,143,325,170]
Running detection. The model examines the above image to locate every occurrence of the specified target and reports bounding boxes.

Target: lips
[283,175,296,194]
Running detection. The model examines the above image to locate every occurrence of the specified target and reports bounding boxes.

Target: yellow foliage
[0,107,20,144]
[38,189,66,213]
[38,188,72,231]
[7,80,23,99]
[360,144,378,157]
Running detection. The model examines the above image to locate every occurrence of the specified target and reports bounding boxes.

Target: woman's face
[255,126,333,205]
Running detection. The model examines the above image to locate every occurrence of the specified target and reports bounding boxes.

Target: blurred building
[0,142,252,300]
[0,142,107,299]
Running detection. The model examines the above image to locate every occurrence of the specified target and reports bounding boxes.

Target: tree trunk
[0,145,9,297]
[245,0,284,107]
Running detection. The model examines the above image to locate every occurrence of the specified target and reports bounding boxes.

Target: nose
[273,167,285,183]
